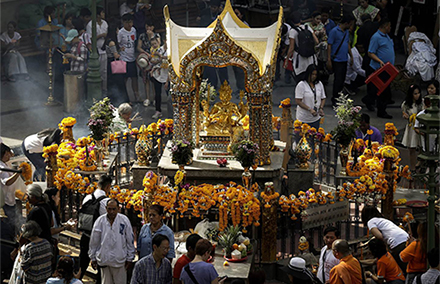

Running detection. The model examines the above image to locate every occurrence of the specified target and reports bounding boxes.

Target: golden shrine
[165,0,283,164]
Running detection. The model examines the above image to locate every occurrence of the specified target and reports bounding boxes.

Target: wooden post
[382,158,394,220]
[261,183,277,262]
[280,107,292,143]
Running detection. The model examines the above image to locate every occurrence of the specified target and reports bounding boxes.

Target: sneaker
[152,111,162,119]
[143,99,150,107]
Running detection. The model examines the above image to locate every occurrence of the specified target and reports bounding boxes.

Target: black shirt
[27,202,53,243]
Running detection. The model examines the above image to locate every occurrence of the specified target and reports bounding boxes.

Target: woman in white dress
[0,21,29,82]
[401,84,424,170]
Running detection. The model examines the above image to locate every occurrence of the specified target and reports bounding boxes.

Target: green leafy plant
[232,140,259,168]
[218,225,241,258]
[331,94,362,147]
[170,140,194,165]
[87,98,115,141]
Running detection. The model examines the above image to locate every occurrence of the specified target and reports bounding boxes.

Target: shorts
[124,61,137,78]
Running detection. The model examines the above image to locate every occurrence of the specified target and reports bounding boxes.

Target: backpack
[78,194,107,233]
[293,26,315,58]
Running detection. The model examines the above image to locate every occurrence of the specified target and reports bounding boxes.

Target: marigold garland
[19,162,33,185]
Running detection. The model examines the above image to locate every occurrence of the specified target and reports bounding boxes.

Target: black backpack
[78,195,107,233]
[293,26,315,58]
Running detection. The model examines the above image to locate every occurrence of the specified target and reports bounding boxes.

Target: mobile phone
[219,276,228,281]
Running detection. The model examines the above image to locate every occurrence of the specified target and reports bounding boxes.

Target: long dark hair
[45,187,61,226]
[361,205,383,226]
[37,128,62,146]
[427,80,440,95]
[368,238,387,259]
[404,84,422,107]
[53,256,75,284]
[304,64,319,84]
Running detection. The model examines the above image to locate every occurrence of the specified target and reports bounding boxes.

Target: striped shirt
[130,254,172,284]
[21,239,53,284]
[69,41,88,72]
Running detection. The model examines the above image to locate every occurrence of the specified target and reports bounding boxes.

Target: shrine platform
[132,140,286,189]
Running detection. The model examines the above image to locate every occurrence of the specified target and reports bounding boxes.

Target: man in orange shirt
[173,234,202,284]
[329,239,363,284]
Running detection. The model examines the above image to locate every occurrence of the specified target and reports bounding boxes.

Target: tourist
[105,22,129,105]
[112,103,132,133]
[280,256,318,284]
[365,238,406,284]
[120,0,142,17]
[86,7,108,93]
[131,234,172,284]
[317,226,340,284]
[137,21,160,107]
[198,0,221,26]
[355,113,382,143]
[118,13,141,103]
[426,80,439,96]
[150,35,169,119]
[133,3,153,36]
[321,7,336,37]
[285,12,318,82]
[47,256,83,284]
[305,12,328,83]
[364,18,395,118]
[89,199,135,284]
[0,21,30,82]
[400,222,432,284]
[64,29,88,73]
[292,0,316,22]
[180,239,225,284]
[414,96,435,157]
[59,13,75,46]
[44,187,75,240]
[21,221,53,284]
[276,22,292,83]
[35,6,58,48]
[138,204,175,260]
[72,18,92,52]
[79,8,92,27]
[344,43,366,95]
[361,205,409,273]
[329,239,363,284]
[22,128,61,181]
[173,234,203,284]
[352,0,379,26]
[357,14,379,72]
[327,14,354,106]
[0,143,26,234]
[412,247,440,284]
[26,184,53,244]
[294,64,326,130]
[78,174,111,280]
[401,85,424,170]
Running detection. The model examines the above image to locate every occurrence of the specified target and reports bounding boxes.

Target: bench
[16,29,45,58]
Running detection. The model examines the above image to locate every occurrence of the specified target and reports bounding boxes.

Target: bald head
[332,239,351,259]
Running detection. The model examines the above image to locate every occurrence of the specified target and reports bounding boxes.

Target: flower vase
[242,167,252,189]
[339,145,349,176]
[296,136,312,169]
[103,134,110,156]
[94,145,104,171]
[62,126,75,143]
[135,131,152,166]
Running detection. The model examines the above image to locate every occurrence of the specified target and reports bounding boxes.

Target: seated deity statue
[203,81,248,135]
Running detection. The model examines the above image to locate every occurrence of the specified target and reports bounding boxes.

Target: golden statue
[202,81,248,136]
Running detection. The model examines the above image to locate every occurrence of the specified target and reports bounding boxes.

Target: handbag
[111,60,127,74]
[284,57,294,71]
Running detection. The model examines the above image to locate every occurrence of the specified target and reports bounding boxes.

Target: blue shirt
[328,26,350,62]
[325,19,336,36]
[138,223,175,259]
[355,126,382,143]
[35,18,60,48]
[368,30,395,70]
[131,254,172,284]
[180,261,219,284]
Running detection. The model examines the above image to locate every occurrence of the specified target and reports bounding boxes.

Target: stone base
[286,166,314,196]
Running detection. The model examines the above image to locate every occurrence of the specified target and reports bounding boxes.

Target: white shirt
[288,25,317,75]
[0,31,21,44]
[367,217,409,249]
[119,2,143,17]
[414,109,436,152]
[345,47,365,83]
[86,20,108,55]
[82,189,109,216]
[118,27,137,62]
[23,134,46,153]
[80,32,91,46]
[151,46,168,83]
[89,213,135,267]
[0,160,17,206]
[283,23,292,45]
[317,245,340,283]
[295,81,326,123]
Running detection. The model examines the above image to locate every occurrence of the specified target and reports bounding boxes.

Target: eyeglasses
[160,246,170,252]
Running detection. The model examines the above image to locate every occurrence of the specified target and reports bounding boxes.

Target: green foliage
[87,97,115,141]
[170,140,194,165]
[331,94,362,147]
[232,140,259,168]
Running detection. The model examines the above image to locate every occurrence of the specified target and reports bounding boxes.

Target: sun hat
[65,29,79,43]
[280,257,312,281]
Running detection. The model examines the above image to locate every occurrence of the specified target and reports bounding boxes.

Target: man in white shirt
[344,44,366,95]
[79,174,111,280]
[86,7,108,92]
[89,199,135,284]
[317,226,340,284]
[120,0,143,17]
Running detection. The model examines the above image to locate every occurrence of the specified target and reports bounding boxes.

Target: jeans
[21,142,45,181]
[151,77,164,112]
[363,66,391,114]
[332,61,348,103]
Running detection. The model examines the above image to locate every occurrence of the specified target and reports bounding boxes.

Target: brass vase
[62,126,75,143]
[339,145,349,176]
[94,143,104,171]
[135,131,152,166]
[296,136,312,169]
[242,167,252,189]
